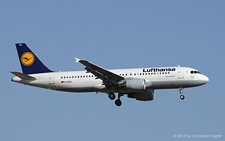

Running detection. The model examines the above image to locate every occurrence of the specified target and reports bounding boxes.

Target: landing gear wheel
[180,95,185,100]
[108,93,116,100]
[179,88,185,100]
[115,99,122,106]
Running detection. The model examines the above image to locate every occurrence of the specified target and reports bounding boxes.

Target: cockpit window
[190,70,201,74]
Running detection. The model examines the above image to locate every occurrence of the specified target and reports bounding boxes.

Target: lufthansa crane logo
[21,52,35,66]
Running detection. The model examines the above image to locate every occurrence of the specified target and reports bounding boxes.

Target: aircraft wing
[75,58,124,84]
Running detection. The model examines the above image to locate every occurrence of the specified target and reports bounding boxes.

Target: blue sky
[1,0,224,140]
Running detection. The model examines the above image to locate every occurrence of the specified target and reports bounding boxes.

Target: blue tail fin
[15,43,53,74]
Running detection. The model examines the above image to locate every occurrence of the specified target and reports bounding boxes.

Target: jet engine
[119,78,152,91]
[125,78,146,90]
[127,90,154,101]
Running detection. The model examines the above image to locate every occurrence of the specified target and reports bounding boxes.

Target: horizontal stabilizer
[11,71,36,80]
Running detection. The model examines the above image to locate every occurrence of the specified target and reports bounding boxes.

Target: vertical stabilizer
[15,43,53,74]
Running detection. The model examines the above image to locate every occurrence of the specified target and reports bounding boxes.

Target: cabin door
[177,67,184,79]
[49,74,56,87]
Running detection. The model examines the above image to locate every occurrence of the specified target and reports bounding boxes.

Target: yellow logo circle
[21,52,35,66]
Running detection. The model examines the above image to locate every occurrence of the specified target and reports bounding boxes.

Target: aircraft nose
[202,75,209,84]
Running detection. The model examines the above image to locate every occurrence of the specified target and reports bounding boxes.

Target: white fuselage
[12,66,209,94]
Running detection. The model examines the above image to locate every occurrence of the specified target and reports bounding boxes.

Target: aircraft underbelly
[55,87,96,92]
[151,80,194,89]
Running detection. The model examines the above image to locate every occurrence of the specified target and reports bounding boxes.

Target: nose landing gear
[180,94,185,100]
[179,88,185,100]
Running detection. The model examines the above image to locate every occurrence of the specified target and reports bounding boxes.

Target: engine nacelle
[127,90,154,101]
[123,78,146,90]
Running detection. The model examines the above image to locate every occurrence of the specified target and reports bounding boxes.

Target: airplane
[11,43,209,106]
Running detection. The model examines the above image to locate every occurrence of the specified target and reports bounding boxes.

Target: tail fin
[15,43,53,74]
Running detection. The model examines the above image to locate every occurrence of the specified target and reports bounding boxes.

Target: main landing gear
[115,93,123,106]
[108,93,116,100]
[179,88,185,100]
[115,99,122,107]
[108,93,123,106]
